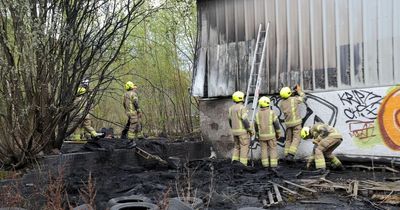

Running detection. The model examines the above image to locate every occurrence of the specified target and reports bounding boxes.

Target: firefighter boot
[314,168,327,175]
[285,154,295,163]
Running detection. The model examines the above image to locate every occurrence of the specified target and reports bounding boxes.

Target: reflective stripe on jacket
[123,90,139,118]
[228,103,249,136]
[311,123,342,143]
[279,92,305,127]
[73,95,90,119]
[255,108,282,140]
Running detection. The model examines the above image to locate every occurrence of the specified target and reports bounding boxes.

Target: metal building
[192,0,400,98]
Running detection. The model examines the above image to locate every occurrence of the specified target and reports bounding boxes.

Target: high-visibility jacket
[255,108,282,140]
[228,103,251,136]
[310,123,342,144]
[73,95,90,119]
[279,91,305,127]
[123,89,140,121]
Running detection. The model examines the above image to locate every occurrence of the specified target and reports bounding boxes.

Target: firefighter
[301,123,344,172]
[279,85,305,161]
[123,81,144,140]
[70,87,100,141]
[228,91,254,166]
[255,96,282,169]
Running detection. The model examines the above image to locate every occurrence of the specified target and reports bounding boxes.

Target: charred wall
[193,0,400,97]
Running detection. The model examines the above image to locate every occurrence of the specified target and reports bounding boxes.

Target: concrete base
[199,98,234,158]
[199,98,267,159]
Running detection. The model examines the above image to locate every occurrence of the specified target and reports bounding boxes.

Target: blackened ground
[66,158,398,210]
[1,139,399,210]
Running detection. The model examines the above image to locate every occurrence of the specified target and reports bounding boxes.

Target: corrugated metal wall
[192,0,400,97]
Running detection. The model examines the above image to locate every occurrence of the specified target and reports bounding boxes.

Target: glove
[295,84,302,92]
[292,84,302,96]
[276,132,283,139]
[247,130,254,137]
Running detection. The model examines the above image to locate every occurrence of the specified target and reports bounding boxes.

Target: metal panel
[225,0,235,43]
[300,0,312,91]
[350,0,364,86]
[217,45,228,95]
[254,0,266,91]
[337,0,351,87]
[207,0,218,46]
[255,0,266,29]
[363,0,379,86]
[234,0,245,42]
[227,43,238,93]
[378,0,394,85]
[287,0,300,87]
[207,46,219,96]
[275,0,287,89]
[311,0,325,89]
[191,1,208,97]
[325,0,337,88]
[192,48,207,96]
[216,0,226,44]
[244,0,255,40]
[193,0,400,97]
[394,0,400,82]
[266,0,277,93]
[237,41,249,91]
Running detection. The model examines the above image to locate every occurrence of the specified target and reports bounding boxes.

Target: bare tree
[0,0,160,168]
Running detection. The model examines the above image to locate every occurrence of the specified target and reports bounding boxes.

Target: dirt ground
[1,140,399,210]
[63,158,400,209]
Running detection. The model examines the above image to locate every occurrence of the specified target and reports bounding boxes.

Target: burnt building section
[193,0,400,159]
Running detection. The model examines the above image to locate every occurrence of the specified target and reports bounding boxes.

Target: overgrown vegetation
[0,0,198,168]
[92,0,198,136]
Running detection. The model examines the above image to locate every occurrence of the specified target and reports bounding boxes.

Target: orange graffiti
[378,87,400,150]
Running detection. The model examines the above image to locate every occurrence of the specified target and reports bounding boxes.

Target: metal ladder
[245,22,270,125]
[247,23,270,167]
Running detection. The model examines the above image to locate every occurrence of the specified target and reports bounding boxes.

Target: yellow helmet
[125,81,136,91]
[258,96,271,108]
[77,87,87,95]
[280,87,292,99]
[232,91,245,103]
[300,127,311,139]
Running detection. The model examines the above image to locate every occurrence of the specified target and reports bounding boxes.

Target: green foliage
[92,0,199,136]
[0,0,198,168]
[0,0,159,167]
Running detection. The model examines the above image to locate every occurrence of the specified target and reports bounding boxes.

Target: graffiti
[338,90,383,121]
[268,94,338,147]
[347,120,376,140]
[243,86,400,153]
[303,94,338,126]
[377,87,400,150]
[270,94,338,127]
